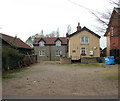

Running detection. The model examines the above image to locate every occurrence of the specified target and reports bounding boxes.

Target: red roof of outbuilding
[34,37,67,45]
[1,33,32,49]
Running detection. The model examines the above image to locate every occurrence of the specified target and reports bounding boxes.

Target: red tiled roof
[34,37,67,45]
[1,33,32,49]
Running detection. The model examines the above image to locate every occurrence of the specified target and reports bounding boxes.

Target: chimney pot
[77,22,81,31]
[66,33,68,37]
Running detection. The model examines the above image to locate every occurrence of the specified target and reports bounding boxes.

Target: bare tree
[67,25,71,35]
[56,28,60,37]
[45,28,60,37]
[68,0,119,33]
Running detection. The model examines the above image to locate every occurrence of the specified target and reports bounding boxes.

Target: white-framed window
[39,41,44,46]
[56,41,61,46]
[111,27,114,36]
[56,50,61,56]
[81,47,86,55]
[81,36,88,44]
[39,50,45,56]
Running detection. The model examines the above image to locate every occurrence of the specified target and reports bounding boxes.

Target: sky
[0,0,116,49]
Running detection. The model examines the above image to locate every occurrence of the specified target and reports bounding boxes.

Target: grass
[73,64,101,67]
[2,68,28,80]
[3,74,24,80]
[45,62,51,65]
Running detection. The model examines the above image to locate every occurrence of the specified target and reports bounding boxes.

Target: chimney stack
[66,32,68,37]
[77,22,81,31]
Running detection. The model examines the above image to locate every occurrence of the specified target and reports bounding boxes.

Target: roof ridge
[68,26,100,38]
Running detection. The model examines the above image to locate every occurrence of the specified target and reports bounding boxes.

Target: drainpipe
[49,45,51,61]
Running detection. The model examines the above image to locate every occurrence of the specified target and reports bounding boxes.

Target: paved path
[2,62,118,99]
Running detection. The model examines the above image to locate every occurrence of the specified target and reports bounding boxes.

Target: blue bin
[104,56,115,65]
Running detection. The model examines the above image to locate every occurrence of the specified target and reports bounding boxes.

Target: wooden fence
[18,55,37,68]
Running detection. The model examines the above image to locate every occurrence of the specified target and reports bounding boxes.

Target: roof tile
[1,33,32,49]
[34,37,67,45]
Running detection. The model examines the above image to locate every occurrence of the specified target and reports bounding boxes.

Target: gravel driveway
[2,62,118,99]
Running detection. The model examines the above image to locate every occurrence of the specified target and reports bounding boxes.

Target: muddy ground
[2,62,118,99]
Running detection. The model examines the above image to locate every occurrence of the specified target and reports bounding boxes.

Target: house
[68,23,101,60]
[33,37,68,61]
[0,33,32,55]
[104,7,120,57]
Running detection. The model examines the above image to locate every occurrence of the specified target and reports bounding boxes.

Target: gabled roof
[34,37,67,45]
[104,7,120,36]
[68,26,101,38]
[114,7,120,15]
[0,33,32,49]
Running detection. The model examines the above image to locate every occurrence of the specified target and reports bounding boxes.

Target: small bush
[2,46,25,71]
[115,57,120,64]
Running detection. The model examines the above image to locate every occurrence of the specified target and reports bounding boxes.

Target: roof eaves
[68,26,101,38]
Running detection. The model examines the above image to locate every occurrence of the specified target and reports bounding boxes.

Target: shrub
[2,46,25,71]
[115,57,120,64]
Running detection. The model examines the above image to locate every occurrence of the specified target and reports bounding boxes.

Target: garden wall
[60,56,71,64]
[81,57,104,63]
[19,55,37,68]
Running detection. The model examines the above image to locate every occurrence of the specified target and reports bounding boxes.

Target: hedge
[2,46,25,71]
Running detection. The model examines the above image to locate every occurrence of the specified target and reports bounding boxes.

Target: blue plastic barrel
[104,56,115,65]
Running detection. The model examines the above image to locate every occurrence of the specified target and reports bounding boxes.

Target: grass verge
[2,68,28,80]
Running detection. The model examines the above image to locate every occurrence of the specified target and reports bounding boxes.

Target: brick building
[104,7,120,57]
[0,33,32,55]
[33,37,68,61]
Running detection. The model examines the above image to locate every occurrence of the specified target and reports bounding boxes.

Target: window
[111,27,114,36]
[56,50,61,56]
[72,50,76,53]
[39,50,45,56]
[81,36,88,44]
[56,41,61,46]
[81,48,86,55]
[39,41,44,46]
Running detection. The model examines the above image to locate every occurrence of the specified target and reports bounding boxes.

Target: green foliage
[2,46,25,71]
[115,57,120,64]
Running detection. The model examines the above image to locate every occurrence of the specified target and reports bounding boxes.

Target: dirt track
[2,62,118,99]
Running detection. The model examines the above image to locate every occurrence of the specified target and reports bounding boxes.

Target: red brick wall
[108,10,120,50]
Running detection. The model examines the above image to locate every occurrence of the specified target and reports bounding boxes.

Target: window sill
[81,54,86,55]
[81,43,89,45]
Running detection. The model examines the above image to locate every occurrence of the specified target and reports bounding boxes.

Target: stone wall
[81,57,104,63]
[60,56,71,64]
[34,45,68,61]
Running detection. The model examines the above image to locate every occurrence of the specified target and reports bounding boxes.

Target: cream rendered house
[68,23,101,60]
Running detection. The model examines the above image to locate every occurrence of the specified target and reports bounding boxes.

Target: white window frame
[111,27,114,36]
[81,47,86,55]
[56,41,61,46]
[39,41,44,46]
[81,36,88,44]
[56,50,61,56]
[39,50,45,56]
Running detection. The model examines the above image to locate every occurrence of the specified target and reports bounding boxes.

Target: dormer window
[56,40,61,46]
[39,41,44,46]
